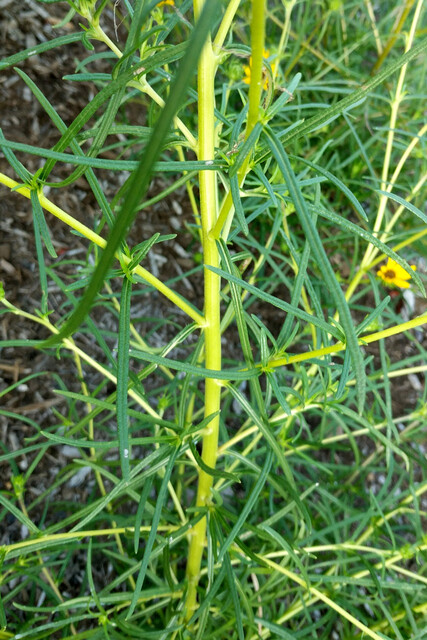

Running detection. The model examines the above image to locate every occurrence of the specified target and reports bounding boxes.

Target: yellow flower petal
[376,258,416,289]
[393,279,411,289]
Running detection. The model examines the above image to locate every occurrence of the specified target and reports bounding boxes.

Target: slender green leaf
[0,493,39,535]
[30,189,57,258]
[217,450,273,564]
[14,66,116,227]
[215,520,244,640]
[230,173,249,235]
[0,33,84,70]
[40,0,220,347]
[189,439,240,483]
[0,127,32,183]
[265,127,366,411]
[130,349,259,380]
[280,36,427,146]
[86,539,104,614]
[133,474,154,554]
[254,617,298,639]
[126,446,180,619]
[207,266,343,341]
[292,155,368,221]
[0,138,222,172]
[117,277,132,480]
[376,189,427,225]
[314,203,425,295]
[229,121,262,178]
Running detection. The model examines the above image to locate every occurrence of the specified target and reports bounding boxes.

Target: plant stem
[267,312,427,369]
[0,172,204,325]
[212,0,266,240]
[361,0,423,268]
[184,0,220,620]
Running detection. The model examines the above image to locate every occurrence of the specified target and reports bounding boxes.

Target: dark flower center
[384,269,396,279]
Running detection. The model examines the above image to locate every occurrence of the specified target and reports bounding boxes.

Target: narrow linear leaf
[129,349,260,380]
[48,3,156,186]
[68,445,172,532]
[13,67,116,227]
[87,539,104,614]
[0,127,32,183]
[314,203,425,296]
[357,296,391,335]
[189,439,240,483]
[253,163,278,205]
[226,383,301,501]
[260,524,310,585]
[30,189,57,258]
[188,565,227,629]
[117,277,132,480]
[213,519,244,640]
[281,36,427,146]
[376,189,427,225]
[229,121,262,178]
[30,191,50,315]
[126,446,180,619]
[0,33,84,70]
[41,0,220,347]
[265,370,291,416]
[253,617,297,639]
[278,239,311,348]
[37,39,189,181]
[0,138,221,172]
[217,450,273,564]
[293,155,368,221]
[207,266,343,341]
[0,493,39,535]
[230,173,249,235]
[265,128,366,411]
[133,474,154,554]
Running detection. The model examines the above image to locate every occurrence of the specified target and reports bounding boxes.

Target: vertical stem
[212,0,267,241]
[246,0,266,136]
[185,0,220,620]
[360,0,423,268]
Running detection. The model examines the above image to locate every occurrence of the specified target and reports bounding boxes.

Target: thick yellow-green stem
[184,0,220,620]
[212,0,267,241]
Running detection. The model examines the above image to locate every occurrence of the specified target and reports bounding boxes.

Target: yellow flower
[157,0,174,6]
[377,258,416,289]
[243,48,277,90]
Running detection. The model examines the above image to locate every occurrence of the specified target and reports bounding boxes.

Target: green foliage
[0,1,426,639]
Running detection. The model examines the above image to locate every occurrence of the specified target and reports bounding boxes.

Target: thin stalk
[213,0,242,53]
[184,0,221,620]
[266,311,427,369]
[364,0,383,56]
[361,0,423,268]
[211,0,266,241]
[72,349,137,591]
[0,297,163,420]
[270,0,296,82]
[343,124,426,302]
[14,492,77,635]
[0,172,204,326]
[257,556,385,640]
[93,23,197,150]
[371,0,416,73]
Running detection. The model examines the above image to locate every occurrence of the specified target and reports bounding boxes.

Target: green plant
[1,0,427,638]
